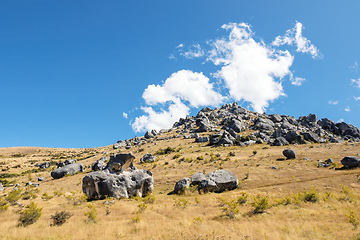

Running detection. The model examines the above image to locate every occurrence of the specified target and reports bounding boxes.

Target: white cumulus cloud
[131,70,223,132]
[130,21,320,133]
[206,23,294,112]
[131,100,190,133]
[122,112,128,119]
[272,22,321,59]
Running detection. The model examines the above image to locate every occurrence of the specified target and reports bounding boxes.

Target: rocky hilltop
[114,102,360,149]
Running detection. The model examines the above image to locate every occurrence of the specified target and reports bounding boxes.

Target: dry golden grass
[0,134,360,239]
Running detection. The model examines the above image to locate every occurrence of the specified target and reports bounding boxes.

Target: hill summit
[114,102,360,149]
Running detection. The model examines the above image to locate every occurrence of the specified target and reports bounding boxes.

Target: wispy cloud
[351,78,360,88]
[290,75,306,86]
[180,44,204,59]
[122,112,128,119]
[328,100,339,105]
[345,106,351,112]
[272,22,321,59]
[354,96,360,101]
[350,62,358,73]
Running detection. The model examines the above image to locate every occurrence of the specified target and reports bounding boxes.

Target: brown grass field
[0,131,360,239]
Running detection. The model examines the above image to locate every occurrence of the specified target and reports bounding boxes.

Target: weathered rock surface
[51,162,84,179]
[341,156,360,168]
[91,157,108,171]
[203,170,238,193]
[174,178,190,194]
[283,149,296,159]
[105,153,135,172]
[140,153,156,163]
[191,172,206,186]
[82,169,153,199]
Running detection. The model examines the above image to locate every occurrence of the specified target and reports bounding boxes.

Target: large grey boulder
[254,118,275,131]
[204,170,238,193]
[227,119,245,133]
[145,129,158,139]
[140,153,156,163]
[51,162,84,179]
[303,132,320,143]
[270,114,282,123]
[82,169,153,199]
[105,153,136,173]
[285,131,304,144]
[174,178,190,194]
[91,157,108,171]
[191,172,206,186]
[341,156,360,168]
[283,149,296,159]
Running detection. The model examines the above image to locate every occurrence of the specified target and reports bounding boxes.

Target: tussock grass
[0,140,359,239]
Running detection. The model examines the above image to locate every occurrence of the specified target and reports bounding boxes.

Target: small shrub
[237,192,249,205]
[51,211,72,226]
[172,153,181,159]
[18,202,42,227]
[228,151,236,157]
[218,197,240,219]
[6,187,22,204]
[137,202,148,213]
[143,194,155,204]
[303,189,318,203]
[192,216,204,223]
[66,191,87,205]
[85,204,97,223]
[252,195,269,214]
[347,210,359,228]
[131,212,141,223]
[0,197,8,211]
[22,188,39,200]
[42,192,54,200]
[274,196,292,206]
[252,150,258,155]
[173,198,189,209]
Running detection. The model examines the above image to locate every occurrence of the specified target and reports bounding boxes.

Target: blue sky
[0,1,359,148]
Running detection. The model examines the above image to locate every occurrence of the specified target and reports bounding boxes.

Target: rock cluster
[112,102,360,150]
[172,169,238,194]
[82,153,153,199]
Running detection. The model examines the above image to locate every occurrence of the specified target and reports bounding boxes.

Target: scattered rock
[91,157,108,171]
[38,177,46,181]
[140,153,156,163]
[283,149,296,159]
[51,162,84,179]
[341,156,360,168]
[173,178,190,194]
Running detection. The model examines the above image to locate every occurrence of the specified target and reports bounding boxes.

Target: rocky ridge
[113,102,360,150]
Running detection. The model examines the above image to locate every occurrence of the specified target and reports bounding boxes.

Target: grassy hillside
[0,132,360,239]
